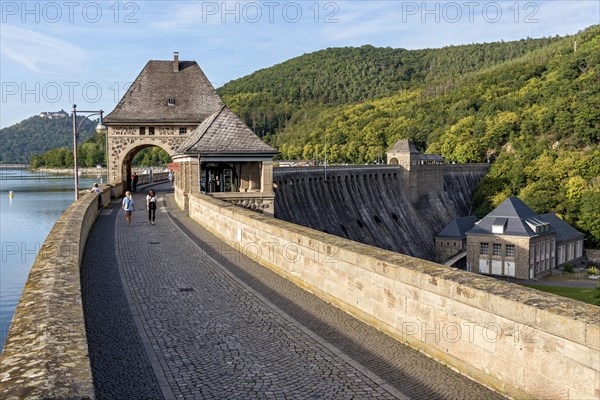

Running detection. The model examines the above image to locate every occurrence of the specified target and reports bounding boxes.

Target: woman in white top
[146,189,157,225]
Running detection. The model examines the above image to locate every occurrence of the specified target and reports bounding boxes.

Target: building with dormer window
[463,197,584,279]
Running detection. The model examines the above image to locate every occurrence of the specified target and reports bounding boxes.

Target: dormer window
[492,218,507,234]
[167,98,176,106]
[525,218,549,233]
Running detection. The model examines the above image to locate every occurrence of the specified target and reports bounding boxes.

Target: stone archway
[108,133,187,186]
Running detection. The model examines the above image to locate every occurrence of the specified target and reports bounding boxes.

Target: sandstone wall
[0,186,112,398]
[188,192,600,400]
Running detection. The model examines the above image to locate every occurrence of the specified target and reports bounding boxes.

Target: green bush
[563,262,574,273]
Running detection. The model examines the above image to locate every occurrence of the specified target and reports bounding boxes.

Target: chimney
[173,52,179,73]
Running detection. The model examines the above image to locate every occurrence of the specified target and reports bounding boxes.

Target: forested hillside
[220,26,600,245]
[0,116,95,163]
[219,34,565,135]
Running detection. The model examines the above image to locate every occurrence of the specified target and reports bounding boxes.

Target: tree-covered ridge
[0,116,96,163]
[267,26,599,161]
[222,25,600,244]
[218,34,566,135]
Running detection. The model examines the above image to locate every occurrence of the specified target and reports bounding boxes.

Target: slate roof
[539,213,584,242]
[435,216,478,239]
[176,106,277,155]
[388,139,419,154]
[420,154,444,161]
[105,60,224,123]
[467,197,551,237]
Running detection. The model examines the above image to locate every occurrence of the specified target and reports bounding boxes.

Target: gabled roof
[388,139,419,154]
[467,197,552,237]
[539,213,584,243]
[435,216,478,239]
[105,60,224,123]
[176,106,277,155]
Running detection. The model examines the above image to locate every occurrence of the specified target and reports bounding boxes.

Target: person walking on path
[90,183,102,210]
[122,191,135,226]
[168,171,173,187]
[132,172,139,192]
[146,189,157,225]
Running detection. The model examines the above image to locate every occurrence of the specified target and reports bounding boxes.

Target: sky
[0,0,598,128]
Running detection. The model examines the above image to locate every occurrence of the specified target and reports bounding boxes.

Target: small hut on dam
[172,105,277,215]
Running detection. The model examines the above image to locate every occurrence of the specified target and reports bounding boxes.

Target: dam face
[274,165,488,261]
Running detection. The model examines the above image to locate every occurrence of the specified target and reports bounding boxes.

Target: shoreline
[36,167,108,175]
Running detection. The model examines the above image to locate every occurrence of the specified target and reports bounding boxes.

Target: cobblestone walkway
[82,184,505,400]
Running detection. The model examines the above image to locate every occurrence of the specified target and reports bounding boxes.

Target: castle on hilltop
[39,110,69,119]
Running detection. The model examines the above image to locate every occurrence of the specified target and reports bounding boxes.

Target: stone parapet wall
[188,192,600,400]
[175,186,188,210]
[211,192,275,216]
[0,188,110,399]
[136,172,169,186]
[585,249,600,265]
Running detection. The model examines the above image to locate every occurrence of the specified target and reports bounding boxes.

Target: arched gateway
[105,52,277,214]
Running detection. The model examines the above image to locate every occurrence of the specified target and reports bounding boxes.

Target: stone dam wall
[187,192,600,400]
[273,165,489,261]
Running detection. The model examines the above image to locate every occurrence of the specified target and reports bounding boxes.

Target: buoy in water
[9,191,14,198]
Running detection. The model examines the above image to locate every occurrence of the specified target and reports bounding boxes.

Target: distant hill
[0,115,96,163]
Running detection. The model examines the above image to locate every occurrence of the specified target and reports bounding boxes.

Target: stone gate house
[464,197,584,279]
[104,52,277,214]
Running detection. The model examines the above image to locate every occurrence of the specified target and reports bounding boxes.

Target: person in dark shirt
[132,172,139,192]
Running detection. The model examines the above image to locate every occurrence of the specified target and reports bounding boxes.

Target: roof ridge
[195,105,226,143]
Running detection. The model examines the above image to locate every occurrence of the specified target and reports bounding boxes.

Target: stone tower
[387,139,444,202]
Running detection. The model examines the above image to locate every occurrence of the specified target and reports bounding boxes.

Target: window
[179,127,187,135]
[139,127,145,135]
[149,127,155,135]
[493,243,502,256]
[167,98,176,106]
[505,244,515,257]
[480,243,489,256]
[446,241,450,246]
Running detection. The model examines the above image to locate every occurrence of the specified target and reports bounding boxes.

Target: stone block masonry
[0,186,112,398]
[188,192,600,400]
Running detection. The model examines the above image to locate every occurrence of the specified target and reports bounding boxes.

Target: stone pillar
[240,163,250,192]
[249,162,259,191]
[190,158,199,193]
[260,161,273,195]
[184,162,191,193]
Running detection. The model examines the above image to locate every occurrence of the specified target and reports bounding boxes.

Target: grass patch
[522,285,599,305]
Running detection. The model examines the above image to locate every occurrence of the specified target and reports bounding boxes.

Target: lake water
[0,168,106,351]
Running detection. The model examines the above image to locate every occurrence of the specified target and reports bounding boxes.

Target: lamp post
[72,104,108,200]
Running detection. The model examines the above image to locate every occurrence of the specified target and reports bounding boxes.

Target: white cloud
[0,25,87,74]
